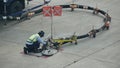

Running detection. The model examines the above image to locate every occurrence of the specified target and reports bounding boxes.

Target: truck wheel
[9,1,24,14]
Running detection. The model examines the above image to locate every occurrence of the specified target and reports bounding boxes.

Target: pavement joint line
[90,57,120,65]
[63,40,120,68]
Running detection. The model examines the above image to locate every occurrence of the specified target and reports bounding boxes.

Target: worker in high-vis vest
[24,31,46,54]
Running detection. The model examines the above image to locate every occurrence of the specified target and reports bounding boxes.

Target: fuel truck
[0,0,25,16]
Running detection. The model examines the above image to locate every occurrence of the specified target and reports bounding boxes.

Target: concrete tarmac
[0,0,120,68]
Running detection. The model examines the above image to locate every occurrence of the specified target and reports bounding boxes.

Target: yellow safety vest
[27,34,39,43]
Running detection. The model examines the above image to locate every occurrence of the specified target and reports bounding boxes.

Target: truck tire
[9,1,24,14]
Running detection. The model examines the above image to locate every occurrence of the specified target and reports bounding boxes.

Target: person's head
[38,31,45,37]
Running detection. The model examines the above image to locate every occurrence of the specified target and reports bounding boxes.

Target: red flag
[53,6,62,16]
[43,6,52,17]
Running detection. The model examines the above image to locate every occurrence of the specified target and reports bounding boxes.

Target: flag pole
[51,7,53,39]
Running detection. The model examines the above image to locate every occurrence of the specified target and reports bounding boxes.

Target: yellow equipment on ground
[49,33,78,50]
